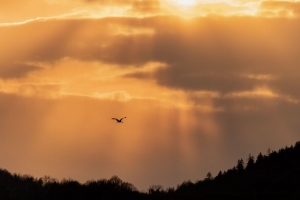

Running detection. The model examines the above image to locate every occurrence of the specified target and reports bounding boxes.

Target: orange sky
[1,0,300,190]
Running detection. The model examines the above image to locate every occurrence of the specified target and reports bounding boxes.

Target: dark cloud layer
[2,17,300,97]
[0,63,40,79]
[1,17,300,97]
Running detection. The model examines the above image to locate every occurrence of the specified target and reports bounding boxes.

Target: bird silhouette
[112,117,126,123]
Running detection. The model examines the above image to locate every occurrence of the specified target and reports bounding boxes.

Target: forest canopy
[1,141,300,199]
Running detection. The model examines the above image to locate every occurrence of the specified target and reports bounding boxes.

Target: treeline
[1,141,300,199]
[151,141,300,199]
[0,172,144,200]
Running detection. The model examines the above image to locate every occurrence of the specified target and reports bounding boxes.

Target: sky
[1,0,300,190]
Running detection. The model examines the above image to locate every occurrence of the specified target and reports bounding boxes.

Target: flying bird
[112,117,127,123]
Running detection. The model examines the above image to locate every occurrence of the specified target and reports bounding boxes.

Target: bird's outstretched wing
[112,117,126,122]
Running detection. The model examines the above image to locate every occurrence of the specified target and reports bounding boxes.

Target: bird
[112,117,126,123]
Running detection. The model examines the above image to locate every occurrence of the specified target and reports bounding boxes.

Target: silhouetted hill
[158,141,300,200]
[1,141,300,199]
[0,172,144,200]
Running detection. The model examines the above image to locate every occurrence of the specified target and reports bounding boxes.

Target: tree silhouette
[237,159,245,172]
[1,141,300,199]
[205,172,213,181]
[246,154,255,170]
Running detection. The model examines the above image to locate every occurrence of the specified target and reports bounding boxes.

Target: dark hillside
[1,141,300,199]
[0,172,144,200]
[165,141,300,199]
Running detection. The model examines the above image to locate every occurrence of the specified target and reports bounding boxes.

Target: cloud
[92,91,132,101]
[192,2,259,16]
[0,0,163,24]
[17,83,64,98]
[129,0,162,15]
[224,87,279,99]
[82,0,134,4]
[0,63,41,79]
[258,1,300,17]
[134,17,300,98]
[2,0,300,25]
[2,16,300,101]
[0,0,82,23]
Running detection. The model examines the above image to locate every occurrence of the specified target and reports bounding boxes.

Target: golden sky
[1,0,300,190]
